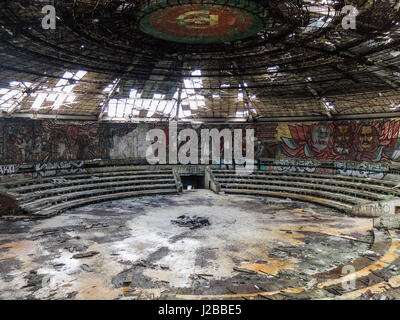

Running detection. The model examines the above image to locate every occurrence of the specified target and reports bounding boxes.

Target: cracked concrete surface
[0,190,399,300]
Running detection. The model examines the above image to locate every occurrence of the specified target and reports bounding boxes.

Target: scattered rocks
[66,291,78,299]
[22,270,48,291]
[118,260,133,266]
[171,215,210,230]
[51,263,65,268]
[80,264,93,272]
[83,222,108,230]
[363,250,379,257]
[72,251,99,259]
[360,289,394,300]
[133,259,156,269]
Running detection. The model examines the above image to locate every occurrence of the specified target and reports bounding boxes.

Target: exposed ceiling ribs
[0,0,399,121]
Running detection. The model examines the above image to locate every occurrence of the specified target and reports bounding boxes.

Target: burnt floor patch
[195,247,218,268]
[112,247,171,290]
[0,258,22,278]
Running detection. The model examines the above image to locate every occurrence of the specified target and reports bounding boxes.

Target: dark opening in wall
[180,175,205,190]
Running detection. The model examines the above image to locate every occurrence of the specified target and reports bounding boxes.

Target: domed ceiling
[0,0,400,121]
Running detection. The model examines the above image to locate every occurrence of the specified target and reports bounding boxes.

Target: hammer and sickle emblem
[173,10,219,29]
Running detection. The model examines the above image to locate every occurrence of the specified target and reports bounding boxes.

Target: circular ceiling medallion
[139,1,263,44]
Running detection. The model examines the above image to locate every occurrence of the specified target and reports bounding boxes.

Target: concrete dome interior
[1,0,400,304]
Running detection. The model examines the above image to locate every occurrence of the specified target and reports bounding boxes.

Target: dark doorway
[180,175,205,190]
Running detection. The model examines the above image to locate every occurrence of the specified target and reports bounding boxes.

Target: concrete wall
[2,118,400,166]
[351,199,400,228]
[352,199,400,217]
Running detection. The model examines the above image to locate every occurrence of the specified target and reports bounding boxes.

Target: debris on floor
[360,289,394,300]
[72,251,99,259]
[80,264,93,272]
[0,191,384,300]
[233,267,257,274]
[133,259,157,269]
[171,215,210,229]
[22,270,49,291]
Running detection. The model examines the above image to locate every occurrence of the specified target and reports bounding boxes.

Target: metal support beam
[98,78,121,120]
[6,79,47,115]
[306,84,332,118]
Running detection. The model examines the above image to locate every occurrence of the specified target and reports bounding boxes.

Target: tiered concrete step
[212,169,400,189]
[0,168,178,218]
[213,172,400,198]
[223,189,353,212]
[36,189,177,218]
[11,174,173,195]
[211,169,400,213]
[216,179,387,202]
[1,169,174,190]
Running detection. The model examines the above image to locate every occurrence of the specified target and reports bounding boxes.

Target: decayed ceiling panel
[0,0,399,121]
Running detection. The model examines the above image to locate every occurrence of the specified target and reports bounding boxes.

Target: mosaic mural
[279,120,400,162]
[1,120,105,164]
[1,119,400,166]
[139,1,263,44]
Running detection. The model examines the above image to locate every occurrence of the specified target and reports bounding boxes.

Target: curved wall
[1,118,400,166]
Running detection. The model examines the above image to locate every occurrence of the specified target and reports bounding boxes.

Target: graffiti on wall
[274,159,317,173]
[33,161,87,178]
[267,159,388,179]
[334,161,388,179]
[280,120,400,162]
[0,165,15,175]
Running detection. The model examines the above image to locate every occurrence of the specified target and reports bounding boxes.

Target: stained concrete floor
[0,190,400,300]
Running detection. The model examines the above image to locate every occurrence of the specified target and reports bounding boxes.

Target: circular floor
[0,190,399,300]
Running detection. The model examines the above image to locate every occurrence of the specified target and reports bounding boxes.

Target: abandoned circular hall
[1,0,400,303]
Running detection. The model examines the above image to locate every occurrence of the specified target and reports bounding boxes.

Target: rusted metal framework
[0,0,400,121]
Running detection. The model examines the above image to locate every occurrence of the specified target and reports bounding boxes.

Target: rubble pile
[171,215,211,230]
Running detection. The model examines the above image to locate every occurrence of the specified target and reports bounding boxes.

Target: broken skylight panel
[51,70,87,110]
[390,103,400,110]
[0,88,23,111]
[322,97,336,110]
[0,81,34,112]
[28,70,88,111]
[267,66,279,72]
[236,110,249,117]
[105,69,205,119]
